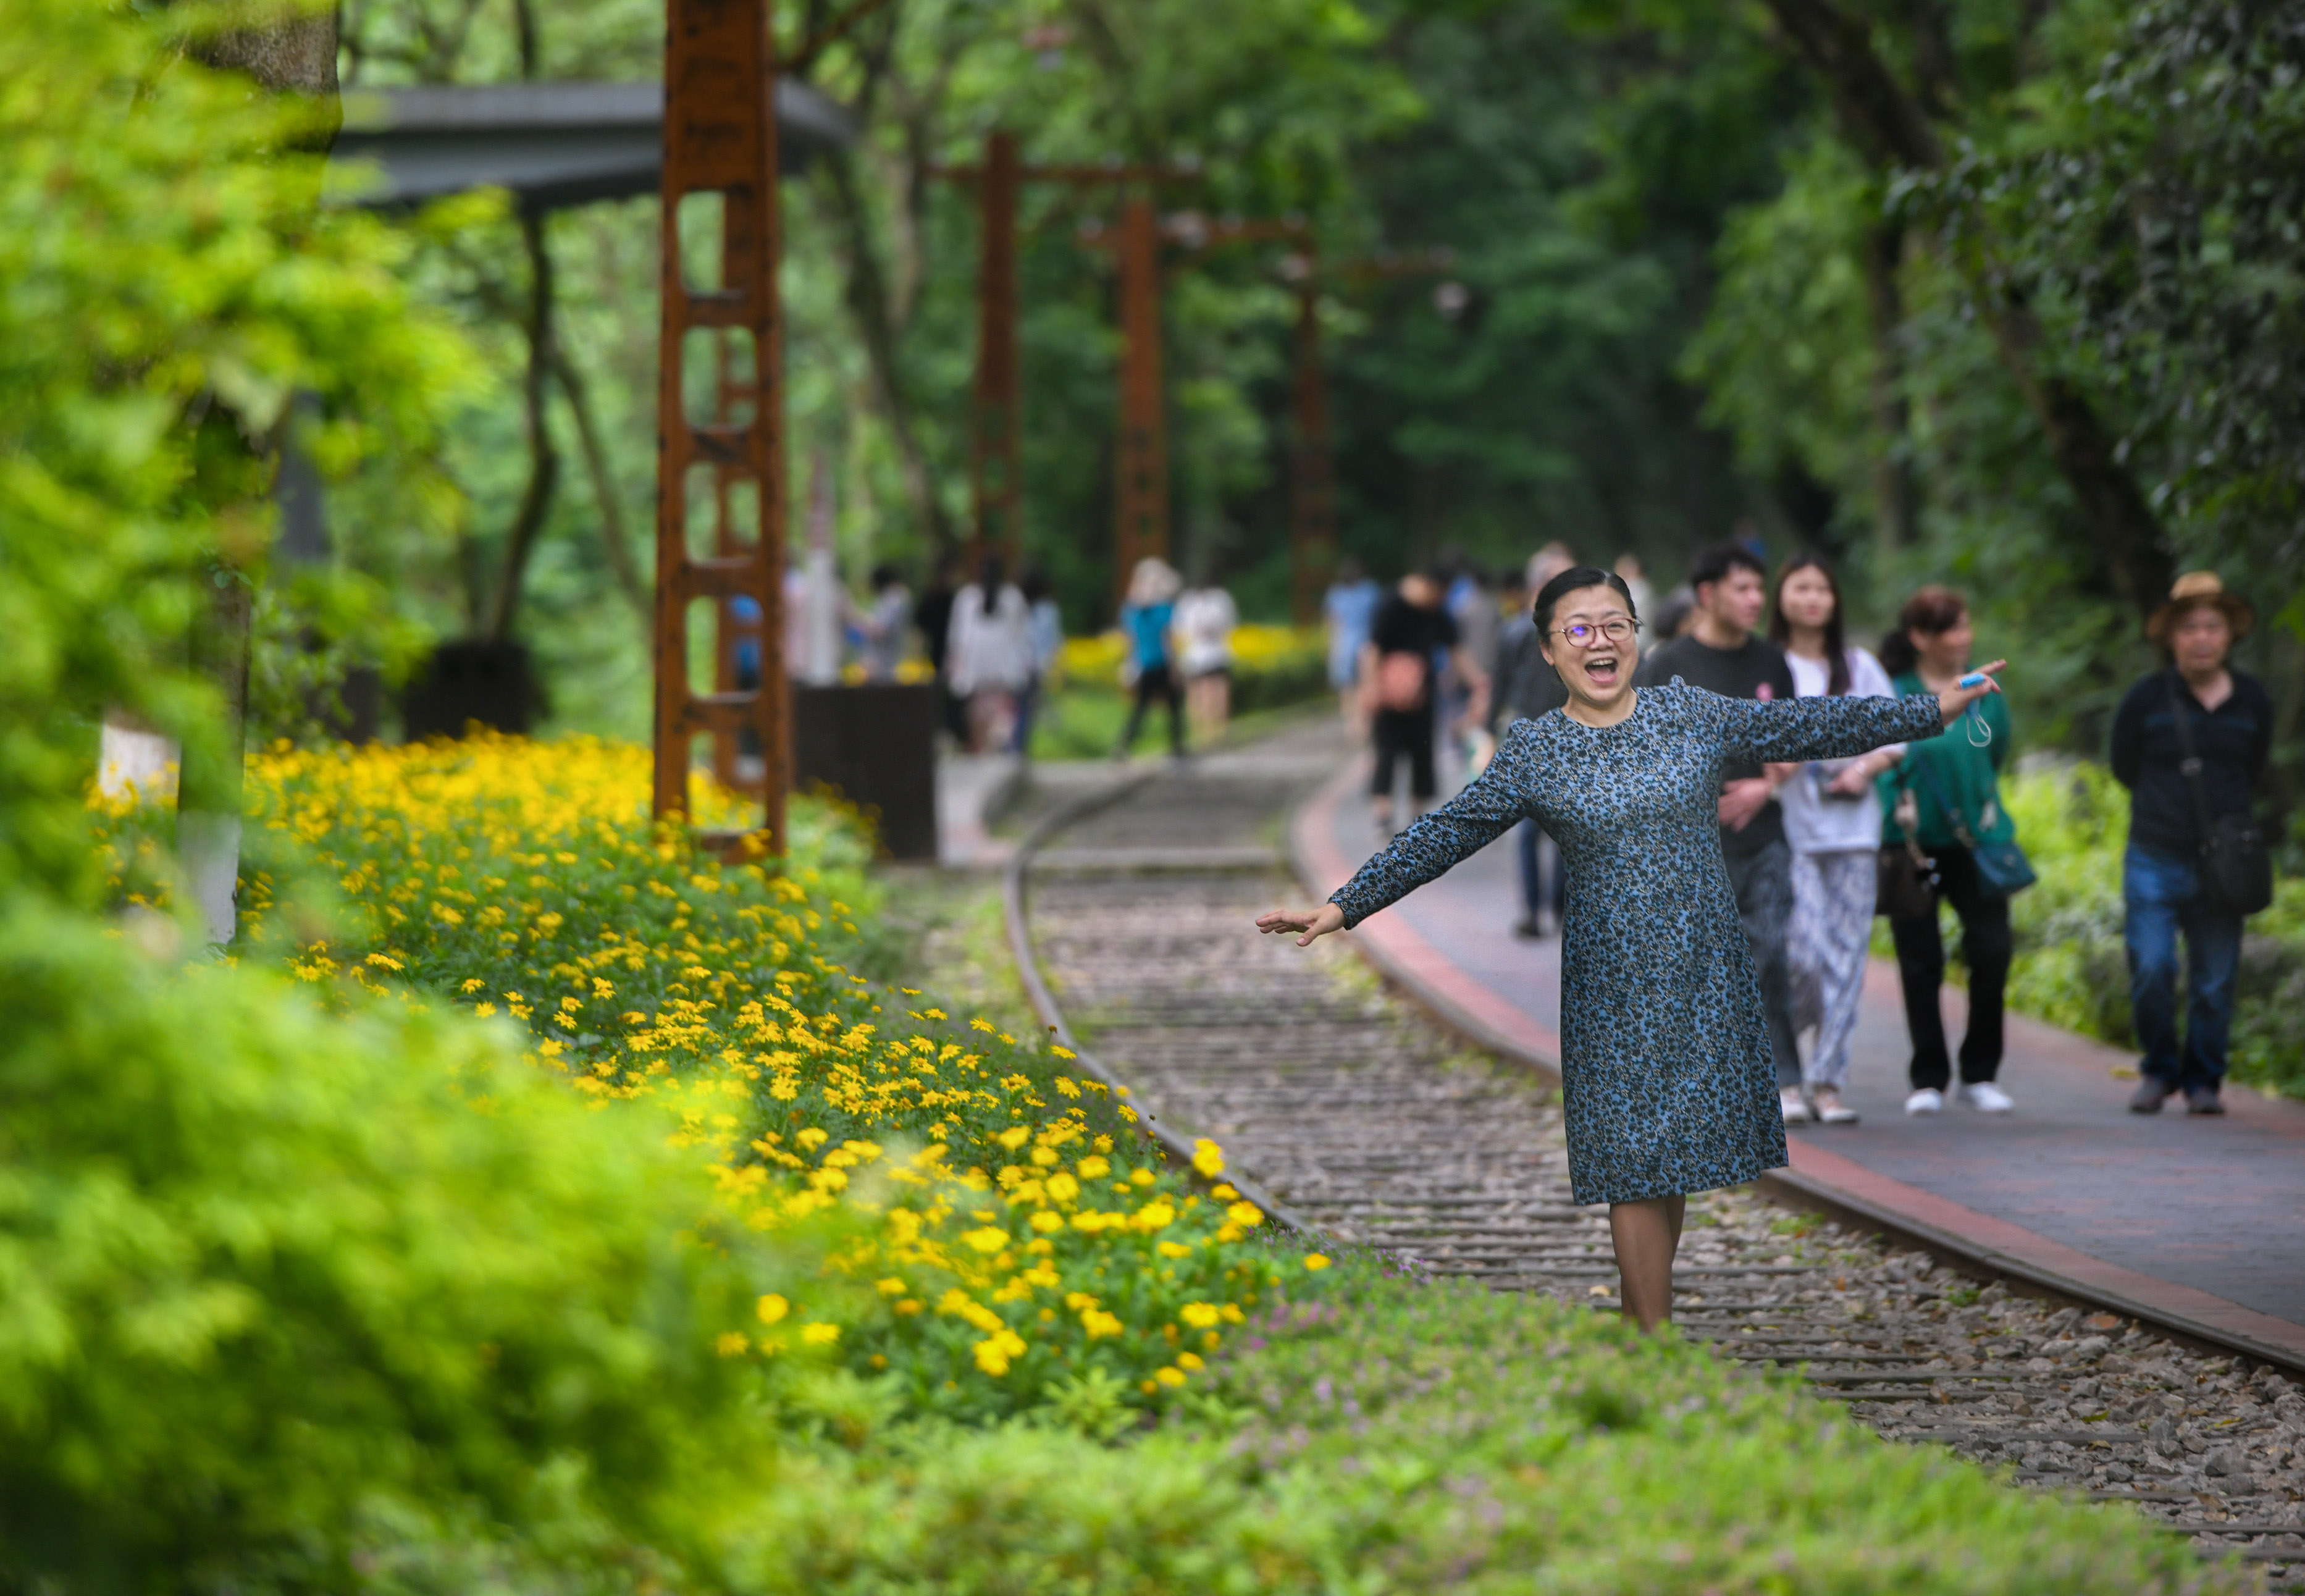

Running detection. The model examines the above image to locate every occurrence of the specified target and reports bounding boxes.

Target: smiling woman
[1258,566,2007,1332]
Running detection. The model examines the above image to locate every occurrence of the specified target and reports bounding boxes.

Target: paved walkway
[1293,753,2305,1367]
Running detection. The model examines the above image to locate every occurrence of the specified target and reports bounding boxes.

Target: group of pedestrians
[1317,543,2275,1133]
[902,556,1062,755]
[1266,549,2275,1332]
[1112,556,1240,761]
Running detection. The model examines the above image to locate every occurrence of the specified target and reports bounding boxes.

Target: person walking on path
[1115,557,1186,761]
[1174,573,1238,747]
[1323,559,1383,735]
[1634,545,1807,1124]
[1877,587,2020,1117]
[915,555,966,744]
[857,563,913,682]
[1257,565,1997,1331]
[1012,567,1064,757]
[1363,570,1487,834]
[1769,555,1905,1126]
[2113,572,2274,1116]
[947,556,1034,754]
[1495,549,1574,937]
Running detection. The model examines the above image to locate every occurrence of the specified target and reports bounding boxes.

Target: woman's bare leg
[1610,1194,1687,1332]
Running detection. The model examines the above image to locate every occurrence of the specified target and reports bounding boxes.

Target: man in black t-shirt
[1635,545,1804,1115]
[1364,571,1487,833]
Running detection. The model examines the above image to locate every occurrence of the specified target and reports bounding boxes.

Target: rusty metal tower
[652,0,787,849]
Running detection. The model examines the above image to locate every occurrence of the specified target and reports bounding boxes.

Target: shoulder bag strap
[2162,670,2221,856]
[1907,752,1980,850]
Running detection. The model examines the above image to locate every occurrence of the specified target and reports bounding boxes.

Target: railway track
[1004,732,2305,1584]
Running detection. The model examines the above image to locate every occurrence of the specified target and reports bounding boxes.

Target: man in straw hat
[2109,572,2274,1115]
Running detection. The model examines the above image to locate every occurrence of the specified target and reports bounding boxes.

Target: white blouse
[1780,645,1902,854]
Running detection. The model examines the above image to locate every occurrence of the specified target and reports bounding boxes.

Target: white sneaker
[1904,1088,1944,1115]
[1959,1082,2015,1114]
[1781,1086,1813,1124]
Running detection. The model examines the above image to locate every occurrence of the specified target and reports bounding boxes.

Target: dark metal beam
[330,78,849,212]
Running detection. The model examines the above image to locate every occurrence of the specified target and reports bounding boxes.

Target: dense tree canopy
[309,0,2300,793]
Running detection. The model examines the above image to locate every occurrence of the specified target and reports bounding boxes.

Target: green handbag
[1911,758,2035,897]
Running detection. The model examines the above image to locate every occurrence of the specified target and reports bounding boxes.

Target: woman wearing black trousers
[1878,587,2018,1116]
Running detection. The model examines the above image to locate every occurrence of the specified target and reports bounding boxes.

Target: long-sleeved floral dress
[1328,681,1944,1204]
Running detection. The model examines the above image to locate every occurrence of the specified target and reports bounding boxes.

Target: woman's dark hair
[869,561,902,591]
[978,554,1007,591]
[1878,584,1968,675]
[1767,553,1850,695]
[1532,565,1639,637]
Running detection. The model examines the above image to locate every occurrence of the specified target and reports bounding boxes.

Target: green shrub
[0,905,793,1592]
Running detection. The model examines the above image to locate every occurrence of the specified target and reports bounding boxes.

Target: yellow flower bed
[95,734,1308,1421]
[1059,624,1321,687]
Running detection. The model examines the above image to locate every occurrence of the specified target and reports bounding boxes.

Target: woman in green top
[1877,586,2017,1116]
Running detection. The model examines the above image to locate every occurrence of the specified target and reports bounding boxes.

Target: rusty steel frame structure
[934,141,1197,576]
[652,0,786,847]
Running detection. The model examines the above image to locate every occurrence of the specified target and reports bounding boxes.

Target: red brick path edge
[1288,755,2305,1375]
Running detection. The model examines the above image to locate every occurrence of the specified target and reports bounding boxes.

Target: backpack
[1375,651,1429,713]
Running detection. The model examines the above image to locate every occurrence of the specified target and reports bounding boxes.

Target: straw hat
[2145,571,2254,642]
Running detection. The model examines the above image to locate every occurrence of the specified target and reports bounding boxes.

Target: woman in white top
[1172,578,1238,746]
[947,555,1034,753]
[1767,555,1906,1125]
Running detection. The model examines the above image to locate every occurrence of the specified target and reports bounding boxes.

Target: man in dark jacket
[2112,573,2274,1115]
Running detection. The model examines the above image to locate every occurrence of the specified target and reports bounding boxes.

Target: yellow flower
[1227,1201,1265,1228]
[961,1226,1010,1254]
[715,1332,750,1356]
[1129,1167,1156,1186]
[1176,1351,1204,1371]
[1028,1211,1065,1234]
[876,1276,908,1295]
[802,1322,840,1345]
[1154,1366,1186,1387]
[973,1327,1026,1375]
[1044,1172,1079,1203]
[1080,1308,1123,1339]
[1179,1302,1220,1328]
[1157,1241,1191,1259]
[796,1127,829,1151]
[757,1293,790,1325]
[1075,1156,1110,1180]
[1191,1138,1225,1178]
[1303,1253,1331,1271]
[996,1125,1031,1150]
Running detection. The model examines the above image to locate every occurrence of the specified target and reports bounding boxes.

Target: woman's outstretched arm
[1719,665,2004,766]
[1259,722,1537,946]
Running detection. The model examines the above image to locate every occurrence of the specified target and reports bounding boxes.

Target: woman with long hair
[1767,555,1904,1125]
[1258,566,2002,1330]
[1877,587,2019,1115]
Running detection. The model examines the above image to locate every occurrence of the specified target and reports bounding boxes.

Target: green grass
[738,1253,2241,1595]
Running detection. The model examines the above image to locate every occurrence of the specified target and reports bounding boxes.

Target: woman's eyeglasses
[1551,618,1640,647]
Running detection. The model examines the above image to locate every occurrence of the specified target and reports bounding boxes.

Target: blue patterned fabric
[1328,682,1944,1204]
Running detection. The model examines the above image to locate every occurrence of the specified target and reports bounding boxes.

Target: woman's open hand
[1256,903,1346,947]
[1939,660,2007,725]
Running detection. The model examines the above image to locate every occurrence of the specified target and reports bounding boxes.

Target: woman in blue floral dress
[1258,566,2002,1329]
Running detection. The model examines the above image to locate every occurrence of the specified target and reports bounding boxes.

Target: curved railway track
[1003,730,2305,1582]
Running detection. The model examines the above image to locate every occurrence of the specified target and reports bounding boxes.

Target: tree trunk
[1755,0,2172,614]
[820,148,958,558]
[1859,217,1915,555]
[176,1,340,944]
[553,346,649,628]
[487,208,561,641]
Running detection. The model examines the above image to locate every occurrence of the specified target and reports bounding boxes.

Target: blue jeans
[2124,846,2244,1092]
